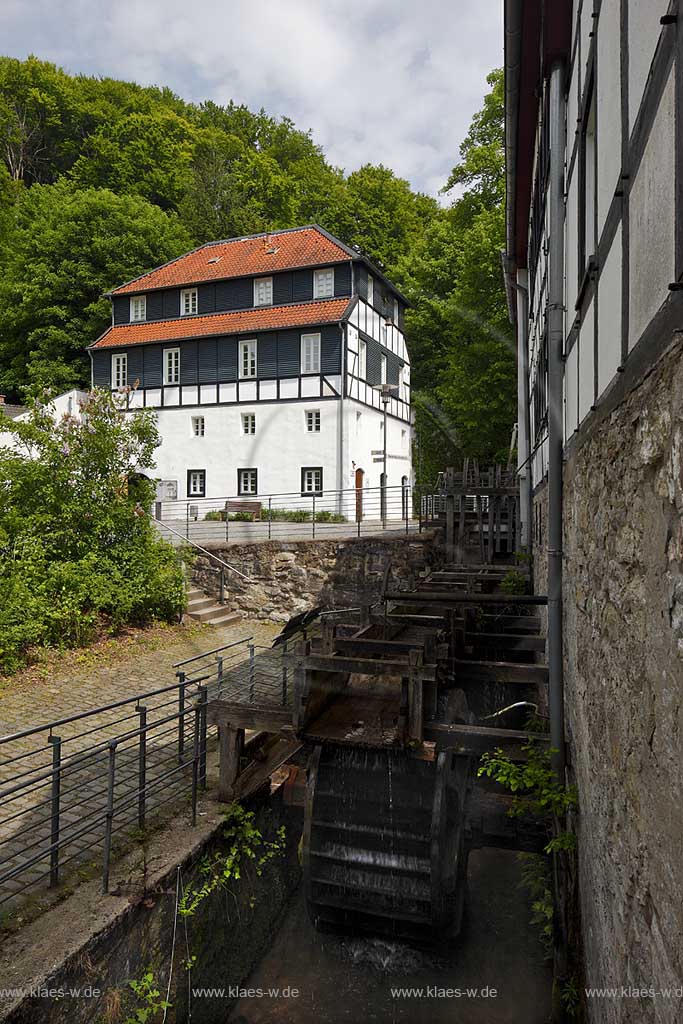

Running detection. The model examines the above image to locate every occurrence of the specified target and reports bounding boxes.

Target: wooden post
[407,648,423,744]
[218,725,245,802]
[445,494,455,563]
[488,494,495,563]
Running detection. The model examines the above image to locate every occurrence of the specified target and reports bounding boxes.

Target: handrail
[173,637,254,669]
[154,516,254,582]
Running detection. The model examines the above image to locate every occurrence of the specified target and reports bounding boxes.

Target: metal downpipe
[547,61,566,783]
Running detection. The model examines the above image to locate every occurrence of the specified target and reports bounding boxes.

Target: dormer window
[367,274,374,306]
[130,295,146,322]
[253,277,273,307]
[313,268,334,299]
[180,288,198,316]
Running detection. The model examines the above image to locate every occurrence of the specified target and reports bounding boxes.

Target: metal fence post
[219,568,225,605]
[248,644,255,701]
[102,742,117,893]
[137,705,147,830]
[268,497,272,540]
[186,502,190,540]
[281,640,288,706]
[198,685,208,790]
[217,655,224,687]
[312,493,316,539]
[48,735,61,887]
[177,675,186,765]
[225,501,229,542]
[191,704,200,826]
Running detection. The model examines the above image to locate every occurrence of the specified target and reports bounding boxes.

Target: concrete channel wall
[533,333,683,1020]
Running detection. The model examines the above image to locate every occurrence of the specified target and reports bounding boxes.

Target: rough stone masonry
[535,333,683,1024]
[192,532,438,622]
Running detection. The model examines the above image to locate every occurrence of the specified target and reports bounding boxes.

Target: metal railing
[0,635,300,913]
[154,484,416,546]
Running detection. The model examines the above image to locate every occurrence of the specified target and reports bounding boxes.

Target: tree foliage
[0,389,185,672]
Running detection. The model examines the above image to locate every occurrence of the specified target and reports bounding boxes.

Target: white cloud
[0,0,503,197]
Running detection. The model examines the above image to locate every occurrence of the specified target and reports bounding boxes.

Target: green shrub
[0,389,185,673]
[499,568,528,595]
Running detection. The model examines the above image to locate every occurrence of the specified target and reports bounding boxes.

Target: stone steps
[185,586,241,627]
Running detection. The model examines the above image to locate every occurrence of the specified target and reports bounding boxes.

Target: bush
[0,389,185,673]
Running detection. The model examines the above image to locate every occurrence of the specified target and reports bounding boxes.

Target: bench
[225,500,262,521]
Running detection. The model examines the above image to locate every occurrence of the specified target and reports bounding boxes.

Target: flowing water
[227,848,552,1024]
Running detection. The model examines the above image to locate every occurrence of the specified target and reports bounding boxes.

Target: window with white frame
[380,353,387,384]
[163,347,180,384]
[187,469,205,497]
[301,467,323,495]
[305,409,321,432]
[313,268,334,299]
[367,274,374,306]
[393,298,399,322]
[242,413,256,435]
[238,468,258,495]
[130,295,146,322]
[112,353,127,388]
[191,415,205,437]
[180,288,198,316]
[240,339,257,378]
[253,277,273,307]
[301,332,321,374]
[358,339,367,379]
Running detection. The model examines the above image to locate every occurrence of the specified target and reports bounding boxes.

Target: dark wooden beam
[209,701,293,733]
[424,721,548,760]
[386,591,548,606]
[453,660,549,685]
[283,653,437,680]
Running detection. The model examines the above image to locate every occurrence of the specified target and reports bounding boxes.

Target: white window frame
[358,339,367,379]
[191,415,205,437]
[301,332,321,374]
[163,347,180,385]
[313,268,334,299]
[112,353,127,389]
[242,413,256,435]
[180,288,198,316]
[238,468,258,495]
[367,274,374,306]
[301,467,323,496]
[393,298,399,323]
[130,295,146,322]
[188,470,205,497]
[380,353,387,385]
[240,339,257,379]
[253,276,273,307]
[305,409,321,432]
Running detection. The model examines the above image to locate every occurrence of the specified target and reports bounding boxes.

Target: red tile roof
[110,226,352,295]
[90,298,352,349]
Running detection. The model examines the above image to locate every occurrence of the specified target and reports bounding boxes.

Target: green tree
[0,389,185,672]
[0,181,191,395]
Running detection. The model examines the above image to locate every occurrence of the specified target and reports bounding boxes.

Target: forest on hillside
[0,56,514,470]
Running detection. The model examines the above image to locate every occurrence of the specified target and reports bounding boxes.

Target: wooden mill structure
[208,464,548,940]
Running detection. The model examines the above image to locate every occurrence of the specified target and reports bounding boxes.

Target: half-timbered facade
[505,3,683,1015]
[89,226,412,500]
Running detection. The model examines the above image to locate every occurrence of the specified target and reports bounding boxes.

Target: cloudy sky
[1,0,503,198]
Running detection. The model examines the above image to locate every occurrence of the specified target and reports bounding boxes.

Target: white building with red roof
[89,225,412,508]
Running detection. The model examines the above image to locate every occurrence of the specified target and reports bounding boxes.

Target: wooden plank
[470,633,546,652]
[424,721,548,760]
[407,649,423,743]
[453,660,549,685]
[209,702,293,733]
[235,737,303,800]
[385,591,548,606]
[334,638,435,658]
[282,653,437,681]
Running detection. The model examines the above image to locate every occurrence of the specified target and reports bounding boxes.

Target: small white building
[88,226,413,512]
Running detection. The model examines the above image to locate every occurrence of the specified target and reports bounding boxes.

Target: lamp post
[374,383,399,529]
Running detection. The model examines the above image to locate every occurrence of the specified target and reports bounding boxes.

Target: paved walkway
[0,616,280,917]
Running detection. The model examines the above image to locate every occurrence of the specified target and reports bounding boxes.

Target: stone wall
[4,792,302,1024]
[192,532,438,622]
[538,334,683,1022]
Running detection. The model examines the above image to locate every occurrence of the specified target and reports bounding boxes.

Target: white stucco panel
[628,69,675,350]
[596,0,622,233]
[628,0,669,132]
[578,301,595,425]
[598,224,622,397]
